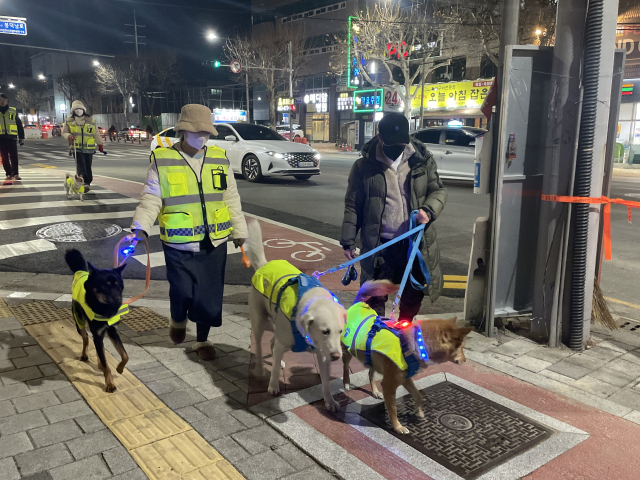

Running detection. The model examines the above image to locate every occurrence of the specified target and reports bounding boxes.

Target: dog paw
[371,390,384,399]
[325,399,340,412]
[343,382,352,391]
[80,355,89,362]
[280,360,286,368]
[116,363,126,374]
[268,385,280,396]
[394,425,410,435]
[105,383,117,393]
[415,409,425,419]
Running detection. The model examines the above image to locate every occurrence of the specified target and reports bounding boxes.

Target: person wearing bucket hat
[341,112,447,321]
[130,104,248,360]
[62,100,104,191]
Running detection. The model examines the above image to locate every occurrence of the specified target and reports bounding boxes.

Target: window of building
[480,55,498,79]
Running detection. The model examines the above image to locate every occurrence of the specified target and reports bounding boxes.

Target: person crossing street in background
[0,93,25,182]
[62,100,104,192]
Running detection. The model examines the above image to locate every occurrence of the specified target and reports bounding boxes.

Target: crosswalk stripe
[0,190,113,198]
[0,198,137,212]
[131,241,240,267]
[0,210,136,230]
[0,239,57,260]
[0,184,71,190]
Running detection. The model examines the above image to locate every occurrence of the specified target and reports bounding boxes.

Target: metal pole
[484,0,520,338]
[289,41,293,142]
[134,10,139,57]
[246,72,251,123]
[419,52,427,129]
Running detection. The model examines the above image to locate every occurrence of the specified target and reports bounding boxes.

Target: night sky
[3,0,254,82]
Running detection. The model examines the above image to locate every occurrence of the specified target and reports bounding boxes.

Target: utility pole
[484,0,520,338]
[124,11,146,57]
[245,72,251,123]
[289,41,293,142]
[419,51,427,129]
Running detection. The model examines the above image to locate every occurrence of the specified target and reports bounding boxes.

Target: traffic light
[214,61,221,68]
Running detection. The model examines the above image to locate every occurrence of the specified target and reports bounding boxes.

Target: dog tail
[65,249,87,273]
[354,280,399,304]
[245,219,268,271]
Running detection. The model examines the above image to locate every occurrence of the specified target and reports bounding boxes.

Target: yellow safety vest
[154,145,233,244]
[342,302,408,371]
[251,260,301,319]
[67,117,97,152]
[0,107,18,136]
[71,271,129,328]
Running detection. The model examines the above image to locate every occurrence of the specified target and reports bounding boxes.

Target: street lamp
[38,74,45,80]
[93,60,100,66]
[207,31,218,41]
[535,29,542,35]
[8,83,14,89]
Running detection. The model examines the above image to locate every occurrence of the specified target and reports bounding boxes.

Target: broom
[592,277,618,330]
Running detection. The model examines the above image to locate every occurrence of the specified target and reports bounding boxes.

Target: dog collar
[415,324,429,361]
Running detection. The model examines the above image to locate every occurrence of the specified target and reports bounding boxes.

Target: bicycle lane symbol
[263,238,332,262]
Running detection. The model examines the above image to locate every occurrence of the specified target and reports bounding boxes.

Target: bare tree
[225,25,309,127]
[94,57,138,125]
[349,2,460,119]
[14,89,32,117]
[14,80,48,120]
[140,50,182,133]
[57,72,99,113]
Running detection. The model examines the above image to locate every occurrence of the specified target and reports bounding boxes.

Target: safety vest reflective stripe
[156,157,230,168]
[0,107,18,136]
[67,119,97,152]
[163,192,223,206]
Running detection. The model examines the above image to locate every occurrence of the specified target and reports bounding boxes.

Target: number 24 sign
[384,90,404,110]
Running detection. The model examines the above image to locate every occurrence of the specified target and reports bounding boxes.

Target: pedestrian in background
[0,93,25,182]
[62,100,103,192]
[108,124,117,142]
[130,104,248,360]
[341,112,447,321]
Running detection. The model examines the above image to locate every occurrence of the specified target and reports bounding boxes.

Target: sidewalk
[0,276,639,479]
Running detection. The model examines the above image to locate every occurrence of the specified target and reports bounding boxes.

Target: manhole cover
[36,221,122,243]
[360,382,554,480]
[619,319,640,335]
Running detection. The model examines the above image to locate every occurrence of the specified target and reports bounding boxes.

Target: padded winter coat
[340,137,447,302]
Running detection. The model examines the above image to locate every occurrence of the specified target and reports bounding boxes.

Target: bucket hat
[174,104,218,136]
[71,100,86,112]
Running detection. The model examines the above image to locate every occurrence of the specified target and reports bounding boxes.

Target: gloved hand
[68,135,75,145]
[132,229,147,241]
[19,140,24,146]
[98,145,104,153]
[344,248,357,260]
[233,238,245,248]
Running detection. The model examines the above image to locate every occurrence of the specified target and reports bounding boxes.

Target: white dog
[244,220,347,412]
[64,174,85,201]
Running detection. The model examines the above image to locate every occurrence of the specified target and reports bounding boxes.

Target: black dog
[65,249,129,393]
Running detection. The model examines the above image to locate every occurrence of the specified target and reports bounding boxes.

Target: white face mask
[74,109,84,116]
[183,131,208,151]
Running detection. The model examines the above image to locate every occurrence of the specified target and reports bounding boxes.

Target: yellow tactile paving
[111,408,191,450]
[25,312,246,480]
[89,386,164,424]
[0,298,12,318]
[131,430,224,480]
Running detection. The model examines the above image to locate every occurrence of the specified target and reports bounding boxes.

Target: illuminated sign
[622,83,634,95]
[337,92,353,111]
[0,17,27,36]
[412,79,494,110]
[213,109,247,123]
[304,92,328,113]
[277,97,295,112]
[353,89,382,113]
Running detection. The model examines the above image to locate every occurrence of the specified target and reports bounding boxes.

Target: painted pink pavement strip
[288,362,640,480]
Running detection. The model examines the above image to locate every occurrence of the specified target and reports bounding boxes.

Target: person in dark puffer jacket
[341,113,447,321]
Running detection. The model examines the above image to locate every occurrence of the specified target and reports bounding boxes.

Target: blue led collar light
[415,325,429,361]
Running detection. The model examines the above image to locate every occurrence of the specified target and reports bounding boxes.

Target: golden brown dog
[342,280,473,434]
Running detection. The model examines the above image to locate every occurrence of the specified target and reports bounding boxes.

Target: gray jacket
[340,137,447,301]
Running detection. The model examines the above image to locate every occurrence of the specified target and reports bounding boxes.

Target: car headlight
[266,151,284,159]
[314,153,321,161]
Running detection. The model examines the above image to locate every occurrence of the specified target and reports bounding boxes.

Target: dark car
[411,125,486,181]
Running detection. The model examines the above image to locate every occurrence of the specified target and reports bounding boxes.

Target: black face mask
[382,144,405,160]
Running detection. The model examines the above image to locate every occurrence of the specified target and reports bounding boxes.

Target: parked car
[276,125,304,140]
[151,123,321,182]
[411,126,487,181]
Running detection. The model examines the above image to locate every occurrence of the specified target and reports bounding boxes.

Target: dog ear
[456,327,474,338]
[298,312,314,335]
[87,262,97,274]
[447,317,458,325]
[114,263,127,276]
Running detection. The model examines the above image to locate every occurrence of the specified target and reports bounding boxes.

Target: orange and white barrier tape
[542,194,640,260]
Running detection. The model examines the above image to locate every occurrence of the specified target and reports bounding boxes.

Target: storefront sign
[304,92,328,113]
[337,92,353,111]
[411,80,493,110]
[0,17,27,35]
[213,109,247,123]
[353,89,382,112]
[277,98,295,112]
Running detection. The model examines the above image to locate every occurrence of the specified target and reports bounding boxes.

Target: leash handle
[240,246,250,268]
[113,235,151,305]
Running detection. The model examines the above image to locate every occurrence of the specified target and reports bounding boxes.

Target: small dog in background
[65,174,85,201]
[65,249,129,393]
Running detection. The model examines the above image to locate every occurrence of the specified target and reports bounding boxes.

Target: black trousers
[0,139,19,177]
[75,152,94,185]
[162,238,227,330]
[360,238,426,321]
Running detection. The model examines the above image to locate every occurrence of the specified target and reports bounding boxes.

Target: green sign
[353,89,382,113]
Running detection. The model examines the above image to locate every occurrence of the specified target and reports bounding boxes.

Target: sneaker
[4,175,11,181]
[193,342,217,361]
[12,175,21,181]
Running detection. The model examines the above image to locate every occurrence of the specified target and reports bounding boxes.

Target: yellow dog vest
[71,271,129,329]
[251,260,301,319]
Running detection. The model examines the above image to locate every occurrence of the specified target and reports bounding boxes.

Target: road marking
[0,183,71,190]
[0,190,113,198]
[604,296,640,311]
[31,163,57,169]
[0,211,136,230]
[0,239,57,260]
[0,198,137,212]
[443,282,467,289]
[444,275,467,282]
[245,212,342,247]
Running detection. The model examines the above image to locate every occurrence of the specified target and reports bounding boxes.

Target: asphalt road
[5,137,639,309]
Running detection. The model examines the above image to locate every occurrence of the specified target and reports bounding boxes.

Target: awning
[412,108,484,119]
